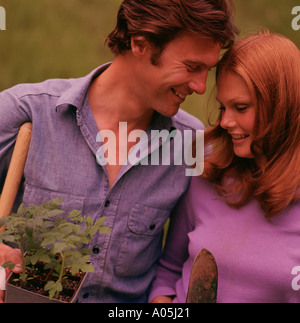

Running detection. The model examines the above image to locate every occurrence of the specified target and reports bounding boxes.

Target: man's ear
[131,36,150,57]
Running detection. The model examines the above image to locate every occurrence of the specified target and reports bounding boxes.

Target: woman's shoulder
[181,175,220,208]
[188,175,217,195]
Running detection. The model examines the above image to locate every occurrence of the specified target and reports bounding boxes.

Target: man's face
[136,32,221,117]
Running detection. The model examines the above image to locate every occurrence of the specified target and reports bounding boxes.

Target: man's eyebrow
[183,60,206,67]
[183,60,218,70]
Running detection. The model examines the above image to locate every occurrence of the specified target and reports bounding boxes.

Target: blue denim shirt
[0,64,204,302]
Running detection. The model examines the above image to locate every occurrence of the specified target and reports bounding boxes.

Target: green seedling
[0,198,111,300]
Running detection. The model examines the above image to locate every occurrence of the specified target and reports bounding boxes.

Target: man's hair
[106,0,238,63]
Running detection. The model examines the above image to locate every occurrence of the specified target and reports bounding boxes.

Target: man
[0,0,237,302]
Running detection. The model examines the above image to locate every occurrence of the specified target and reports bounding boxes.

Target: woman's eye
[219,106,225,111]
[236,106,248,112]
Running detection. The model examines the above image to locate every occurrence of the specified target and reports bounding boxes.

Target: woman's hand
[151,295,174,303]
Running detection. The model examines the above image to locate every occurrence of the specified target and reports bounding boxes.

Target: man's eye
[186,65,199,72]
[186,65,194,72]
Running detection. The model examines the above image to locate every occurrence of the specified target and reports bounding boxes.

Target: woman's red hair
[203,31,300,217]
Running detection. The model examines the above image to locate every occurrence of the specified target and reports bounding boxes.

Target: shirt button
[105,200,110,207]
[93,247,100,254]
[83,293,89,299]
[149,224,156,231]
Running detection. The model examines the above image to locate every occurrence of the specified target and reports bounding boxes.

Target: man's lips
[171,88,187,101]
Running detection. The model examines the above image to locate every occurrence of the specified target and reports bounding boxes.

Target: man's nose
[188,71,208,95]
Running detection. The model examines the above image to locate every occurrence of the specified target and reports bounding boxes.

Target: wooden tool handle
[0,123,32,221]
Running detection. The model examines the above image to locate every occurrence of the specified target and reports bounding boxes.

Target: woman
[149,31,300,303]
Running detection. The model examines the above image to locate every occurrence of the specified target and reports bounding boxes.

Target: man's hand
[0,243,22,303]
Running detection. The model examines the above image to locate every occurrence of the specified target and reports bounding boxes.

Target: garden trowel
[186,248,218,303]
[0,123,32,231]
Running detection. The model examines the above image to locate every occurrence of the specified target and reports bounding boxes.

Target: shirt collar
[149,111,175,133]
[55,63,111,111]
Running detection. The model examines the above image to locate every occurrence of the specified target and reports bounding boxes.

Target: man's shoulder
[172,108,205,131]
[1,64,109,101]
[2,77,79,100]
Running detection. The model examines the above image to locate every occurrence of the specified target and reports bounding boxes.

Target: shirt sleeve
[148,184,194,302]
[0,87,32,192]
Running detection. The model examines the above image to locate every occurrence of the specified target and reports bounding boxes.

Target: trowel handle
[0,123,32,223]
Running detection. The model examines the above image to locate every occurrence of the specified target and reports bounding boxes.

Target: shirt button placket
[93,247,100,254]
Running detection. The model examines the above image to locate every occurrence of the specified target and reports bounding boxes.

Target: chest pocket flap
[128,203,170,236]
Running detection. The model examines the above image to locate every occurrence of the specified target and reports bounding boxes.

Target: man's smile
[171,88,187,101]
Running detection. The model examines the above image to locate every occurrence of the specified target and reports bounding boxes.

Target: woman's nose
[220,110,237,129]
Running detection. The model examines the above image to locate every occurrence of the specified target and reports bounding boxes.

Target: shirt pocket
[128,203,169,236]
[114,203,170,278]
[22,183,85,218]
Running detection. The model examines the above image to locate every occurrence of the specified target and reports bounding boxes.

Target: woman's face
[217,71,256,159]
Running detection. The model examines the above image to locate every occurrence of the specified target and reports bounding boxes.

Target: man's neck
[88,56,153,132]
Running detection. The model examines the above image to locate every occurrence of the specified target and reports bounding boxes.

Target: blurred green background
[0,0,299,126]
